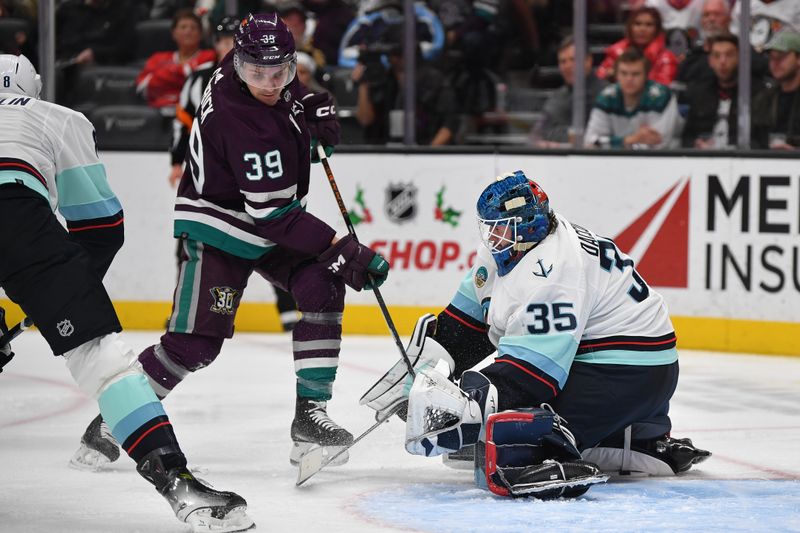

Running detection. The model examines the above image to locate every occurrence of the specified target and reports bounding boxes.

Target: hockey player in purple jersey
[71,13,389,470]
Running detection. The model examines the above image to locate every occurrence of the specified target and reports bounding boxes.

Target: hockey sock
[98,373,183,464]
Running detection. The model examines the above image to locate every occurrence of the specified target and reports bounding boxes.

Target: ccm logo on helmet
[315,105,335,118]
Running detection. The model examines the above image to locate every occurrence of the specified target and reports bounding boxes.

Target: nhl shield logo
[385,183,417,224]
[56,319,74,337]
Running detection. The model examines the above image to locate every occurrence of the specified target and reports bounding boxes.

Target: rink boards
[2,150,799,355]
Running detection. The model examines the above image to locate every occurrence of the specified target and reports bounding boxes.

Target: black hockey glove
[302,92,340,163]
[318,235,389,291]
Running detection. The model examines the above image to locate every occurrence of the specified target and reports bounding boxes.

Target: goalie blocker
[405,365,607,499]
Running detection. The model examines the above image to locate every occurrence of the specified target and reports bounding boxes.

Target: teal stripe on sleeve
[450,268,484,323]
[575,347,678,366]
[499,334,578,389]
[174,220,274,259]
[59,197,122,221]
[56,163,115,207]
[0,170,49,200]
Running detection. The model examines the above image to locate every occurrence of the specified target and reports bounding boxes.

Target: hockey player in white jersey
[362,170,709,498]
[0,54,253,532]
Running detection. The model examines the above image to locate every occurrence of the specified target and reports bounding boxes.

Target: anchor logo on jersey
[533,259,552,278]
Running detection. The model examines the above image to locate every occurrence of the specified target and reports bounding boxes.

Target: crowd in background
[1,0,798,150]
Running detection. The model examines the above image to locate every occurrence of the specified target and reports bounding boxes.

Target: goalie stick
[0,311,33,373]
[296,400,405,486]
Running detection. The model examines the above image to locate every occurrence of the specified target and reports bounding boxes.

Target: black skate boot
[69,414,120,471]
[290,397,354,467]
[650,436,711,473]
[137,448,254,533]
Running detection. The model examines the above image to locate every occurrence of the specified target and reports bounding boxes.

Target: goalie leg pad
[477,409,608,499]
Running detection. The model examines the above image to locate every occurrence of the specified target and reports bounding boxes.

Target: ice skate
[69,414,120,471]
[138,449,254,533]
[290,397,353,467]
[652,436,711,473]
[442,444,475,470]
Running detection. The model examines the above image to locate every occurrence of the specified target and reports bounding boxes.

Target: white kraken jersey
[0,92,120,221]
[450,213,677,391]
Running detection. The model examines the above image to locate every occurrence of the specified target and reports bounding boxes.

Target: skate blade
[68,444,112,472]
[185,506,255,533]
[290,441,349,467]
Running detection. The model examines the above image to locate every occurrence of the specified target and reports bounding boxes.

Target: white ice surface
[1,332,799,533]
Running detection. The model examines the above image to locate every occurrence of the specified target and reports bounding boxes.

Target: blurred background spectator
[55,0,136,104]
[339,0,444,68]
[530,35,606,148]
[681,33,760,149]
[279,1,326,68]
[731,0,800,53]
[136,8,215,110]
[297,50,326,92]
[644,0,703,60]
[0,0,36,59]
[301,0,355,67]
[586,47,679,149]
[752,30,800,150]
[596,6,679,86]
[352,22,459,145]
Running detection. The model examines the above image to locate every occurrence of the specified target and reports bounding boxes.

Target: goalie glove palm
[360,314,454,417]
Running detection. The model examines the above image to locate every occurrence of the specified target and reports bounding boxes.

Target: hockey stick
[0,312,34,373]
[296,400,405,486]
[316,145,415,378]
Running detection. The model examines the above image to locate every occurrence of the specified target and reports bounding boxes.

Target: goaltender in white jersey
[361,170,709,499]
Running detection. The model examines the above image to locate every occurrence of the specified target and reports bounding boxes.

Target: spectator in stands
[644,0,703,59]
[296,51,326,93]
[55,0,136,103]
[596,6,679,86]
[280,1,326,68]
[136,8,215,110]
[752,30,800,150]
[301,0,355,66]
[586,47,680,149]
[731,0,800,53]
[339,0,445,69]
[0,0,36,60]
[677,0,731,84]
[353,23,459,145]
[429,0,504,117]
[531,36,607,148]
[682,33,755,149]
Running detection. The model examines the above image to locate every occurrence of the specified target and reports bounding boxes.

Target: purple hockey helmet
[233,12,297,91]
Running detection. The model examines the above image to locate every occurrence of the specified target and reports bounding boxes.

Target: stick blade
[296,445,325,486]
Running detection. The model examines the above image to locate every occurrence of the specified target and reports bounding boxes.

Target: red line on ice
[0,372,91,429]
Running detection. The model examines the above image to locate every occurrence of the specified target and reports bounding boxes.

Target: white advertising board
[97,151,799,324]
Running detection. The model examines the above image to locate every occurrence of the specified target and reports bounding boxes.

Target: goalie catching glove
[405,368,497,457]
[360,314,454,419]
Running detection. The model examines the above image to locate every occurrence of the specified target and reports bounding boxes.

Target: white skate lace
[99,421,119,445]
[308,402,342,431]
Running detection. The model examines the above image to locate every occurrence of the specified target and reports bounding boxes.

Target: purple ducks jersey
[174,52,335,260]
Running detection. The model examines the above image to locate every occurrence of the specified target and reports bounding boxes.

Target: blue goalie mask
[476,171,552,276]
